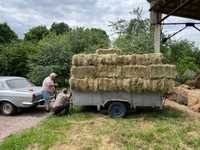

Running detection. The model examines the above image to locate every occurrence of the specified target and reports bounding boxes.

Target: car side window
[0,82,6,90]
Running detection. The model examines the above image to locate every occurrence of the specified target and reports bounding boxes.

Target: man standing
[52,88,71,115]
[42,72,57,111]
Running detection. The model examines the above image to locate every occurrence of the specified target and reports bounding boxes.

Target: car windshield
[6,78,34,89]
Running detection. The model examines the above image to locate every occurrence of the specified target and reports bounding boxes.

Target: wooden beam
[150,2,162,53]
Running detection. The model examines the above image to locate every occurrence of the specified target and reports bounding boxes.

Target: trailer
[72,91,164,118]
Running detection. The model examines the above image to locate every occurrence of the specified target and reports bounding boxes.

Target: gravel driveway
[0,107,50,142]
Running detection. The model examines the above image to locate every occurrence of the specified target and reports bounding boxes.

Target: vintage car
[0,76,44,115]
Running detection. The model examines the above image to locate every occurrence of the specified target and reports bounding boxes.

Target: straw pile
[70,48,177,93]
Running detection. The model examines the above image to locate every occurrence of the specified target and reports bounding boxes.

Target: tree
[69,27,110,54]
[111,9,154,54]
[50,22,70,35]
[0,23,17,44]
[27,27,110,86]
[28,33,73,86]
[24,25,49,43]
[0,41,36,76]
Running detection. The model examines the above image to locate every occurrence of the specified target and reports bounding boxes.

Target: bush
[28,33,73,86]
[0,41,36,76]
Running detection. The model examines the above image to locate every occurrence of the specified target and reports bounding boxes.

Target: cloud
[0,0,199,47]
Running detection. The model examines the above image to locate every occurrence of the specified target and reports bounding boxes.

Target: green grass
[0,107,200,150]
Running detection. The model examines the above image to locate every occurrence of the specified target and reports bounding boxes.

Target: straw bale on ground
[71,66,96,79]
[96,48,122,55]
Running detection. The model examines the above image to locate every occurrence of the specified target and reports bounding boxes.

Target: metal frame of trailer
[72,91,164,117]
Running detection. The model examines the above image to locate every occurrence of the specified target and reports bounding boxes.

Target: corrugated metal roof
[148,0,200,20]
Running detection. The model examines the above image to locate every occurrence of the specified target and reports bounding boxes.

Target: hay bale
[71,66,96,79]
[122,65,149,79]
[98,78,117,91]
[116,79,123,91]
[129,78,149,92]
[149,65,177,79]
[116,55,136,65]
[122,79,131,92]
[150,79,165,92]
[72,54,87,66]
[163,79,176,92]
[69,78,88,91]
[149,79,175,92]
[97,65,122,78]
[148,53,163,64]
[135,54,146,65]
[72,54,99,66]
[96,48,122,55]
[135,53,163,65]
[97,54,118,65]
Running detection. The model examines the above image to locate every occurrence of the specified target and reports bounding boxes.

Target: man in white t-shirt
[42,73,57,111]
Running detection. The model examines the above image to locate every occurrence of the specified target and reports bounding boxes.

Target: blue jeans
[42,91,52,102]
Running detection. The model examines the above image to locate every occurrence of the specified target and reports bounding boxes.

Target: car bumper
[22,99,45,106]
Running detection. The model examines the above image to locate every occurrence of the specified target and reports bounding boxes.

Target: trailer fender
[103,99,131,108]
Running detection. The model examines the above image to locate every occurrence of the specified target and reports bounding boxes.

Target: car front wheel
[1,102,16,115]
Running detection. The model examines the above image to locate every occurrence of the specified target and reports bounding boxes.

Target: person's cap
[50,72,57,78]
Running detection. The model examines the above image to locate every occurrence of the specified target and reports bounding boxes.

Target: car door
[0,81,11,101]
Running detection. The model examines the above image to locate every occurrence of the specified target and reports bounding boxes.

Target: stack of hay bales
[70,48,177,93]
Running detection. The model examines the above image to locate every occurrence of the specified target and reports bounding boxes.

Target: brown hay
[149,65,177,79]
[122,79,131,92]
[148,53,163,64]
[97,65,121,78]
[72,54,99,66]
[150,79,165,92]
[69,78,88,91]
[97,54,118,65]
[70,78,176,92]
[135,53,163,65]
[71,66,96,79]
[116,55,136,65]
[72,53,163,66]
[98,78,118,91]
[122,65,149,79]
[96,48,122,55]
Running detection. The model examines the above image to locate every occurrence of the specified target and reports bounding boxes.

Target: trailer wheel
[108,102,127,118]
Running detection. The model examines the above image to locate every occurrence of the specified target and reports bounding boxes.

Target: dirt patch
[0,108,50,142]
[26,144,41,150]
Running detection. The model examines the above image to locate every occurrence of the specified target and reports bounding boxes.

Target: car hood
[14,86,42,94]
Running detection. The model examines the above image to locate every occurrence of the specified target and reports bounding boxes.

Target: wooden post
[150,3,161,53]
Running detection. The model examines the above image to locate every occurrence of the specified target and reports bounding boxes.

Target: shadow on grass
[126,107,184,120]
[69,105,184,120]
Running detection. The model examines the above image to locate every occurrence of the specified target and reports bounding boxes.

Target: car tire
[108,102,127,118]
[0,102,16,115]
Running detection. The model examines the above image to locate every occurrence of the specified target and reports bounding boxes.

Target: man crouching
[52,88,71,115]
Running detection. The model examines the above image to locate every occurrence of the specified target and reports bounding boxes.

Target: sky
[0,0,200,47]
